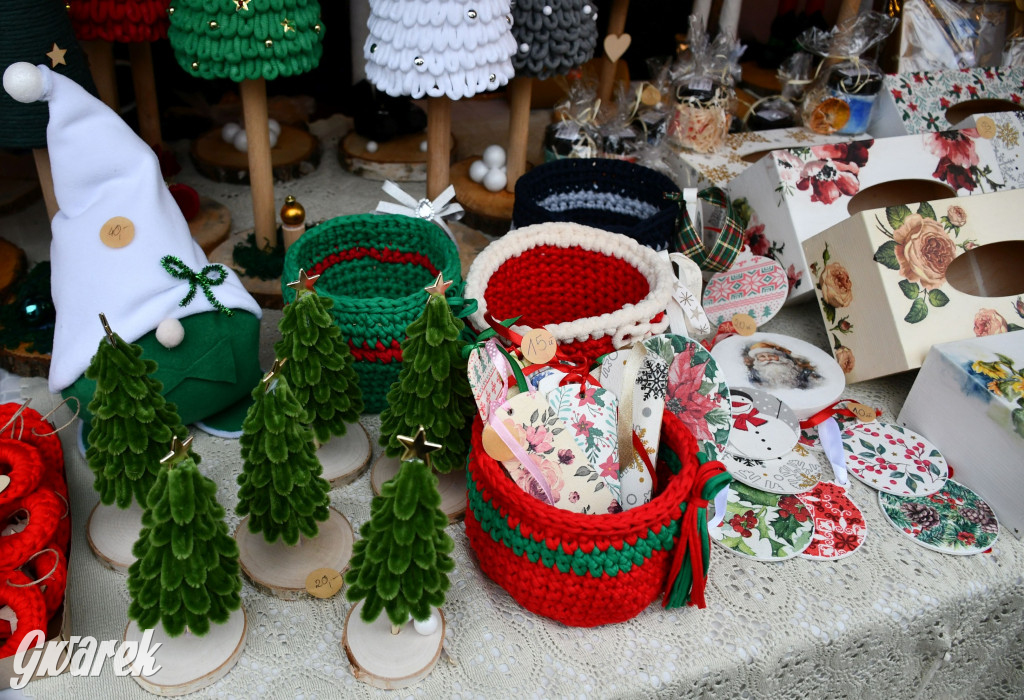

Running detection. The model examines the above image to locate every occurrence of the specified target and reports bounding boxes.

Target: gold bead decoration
[168,5,174,14]
[280,195,306,226]
[414,57,424,66]
[265,39,273,47]
[314,23,321,33]
[489,73,496,82]
[467,9,477,18]
[209,20,218,29]
[191,61,199,71]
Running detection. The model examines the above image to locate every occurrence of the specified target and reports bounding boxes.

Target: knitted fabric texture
[168,0,325,82]
[0,440,44,508]
[69,0,170,43]
[465,411,722,626]
[0,571,47,660]
[464,223,673,364]
[0,0,97,149]
[512,159,682,251]
[0,488,63,572]
[510,0,598,80]
[282,214,463,413]
[365,0,516,99]
[0,404,63,486]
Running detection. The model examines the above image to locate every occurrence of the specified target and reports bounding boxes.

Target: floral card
[497,391,615,515]
[709,481,814,561]
[878,479,998,555]
[796,482,866,560]
[842,421,948,497]
[547,384,621,504]
[702,250,788,328]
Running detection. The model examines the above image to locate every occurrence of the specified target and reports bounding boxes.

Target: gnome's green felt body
[127,446,242,637]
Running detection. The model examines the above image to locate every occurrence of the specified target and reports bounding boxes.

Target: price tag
[305,567,343,599]
[640,84,661,106]
[521,328,557,364]
[731,313,757,336]
[100,216,135,249]
[847,401,877,423]
[976,116,996,139]
[481,419,519,462]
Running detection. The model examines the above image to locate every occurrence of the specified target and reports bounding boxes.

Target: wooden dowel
[32,149,58,221]
[129,42,162,147]
[426,97,452,200]
[240,78,277,250]
[836,0,861,27]
[81,40,119,111]
[505,77,532,193]
[597,0,631,106]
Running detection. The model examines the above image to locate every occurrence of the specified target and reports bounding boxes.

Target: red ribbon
[799,398,883,430]
[731,406,767,431]
[663,459,725,609]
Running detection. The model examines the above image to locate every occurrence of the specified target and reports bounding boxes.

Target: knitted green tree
[274,271,363,443]
[85,319,191,509]
[345,428,455,626]
[127,437,242,637]
[379,277,475,474]
[236,360,330,545]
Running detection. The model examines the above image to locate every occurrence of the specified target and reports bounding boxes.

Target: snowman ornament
[724,388,800,461]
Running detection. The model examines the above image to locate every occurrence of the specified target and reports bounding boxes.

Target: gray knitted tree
[505,0,599,191]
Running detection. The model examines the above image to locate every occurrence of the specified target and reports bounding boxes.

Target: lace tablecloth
[17,120,1024,698]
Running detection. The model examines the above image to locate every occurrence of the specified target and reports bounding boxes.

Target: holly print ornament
[878,479,998,555]
[709,481,814,561]
[843,422,948,496]
[796,482,866,560]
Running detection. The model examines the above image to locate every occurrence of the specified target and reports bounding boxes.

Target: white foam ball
[232,130,249,152]
[269,130,279,148]
[469,159,489,183]
[419,139,428,152]
[483,168,507,192]
[221,122,241,142]
[542,5,552,15]
[366,140,379,153]
[482,144,506,168]
[3,63,45,104]
[156,318,185,349]
[268,118,281,136]
[413,614,438,636]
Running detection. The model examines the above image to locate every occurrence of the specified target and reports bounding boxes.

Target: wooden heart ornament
[604,33,632,62]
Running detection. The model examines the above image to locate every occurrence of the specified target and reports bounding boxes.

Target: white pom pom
[233,130,249,153]
[155,318,185,349]
[483,168,507,192]
[268,118,281,136]
[3,63,45,104]
[419,140,428,153]
[366,140,379,153]
[482,144,506,168]
[543,5,552,14]
[269,130,279,148]
[221,123,241,142]
[468,159,489,183]
[413,613,438,636]
[582,4,591,13]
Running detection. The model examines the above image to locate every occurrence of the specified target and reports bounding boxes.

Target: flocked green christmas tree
[379,275,475,474]
[274,270,363,443]
[236,359,330,544]
[85,314,191,509]
[345,427,455,626]
[127,436,242,637]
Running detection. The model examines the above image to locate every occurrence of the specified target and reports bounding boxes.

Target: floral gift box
[870,66,1024,138]
[726,126,1017,304]
[801,187,1024,385]
[898,331,1024,539]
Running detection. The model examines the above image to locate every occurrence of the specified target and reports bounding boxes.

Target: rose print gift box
[725,127,1016,304]
[898,331,1024,539]
[802,187,1024,384]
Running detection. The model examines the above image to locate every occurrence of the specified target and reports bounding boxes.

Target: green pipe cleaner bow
[160,255,234,316]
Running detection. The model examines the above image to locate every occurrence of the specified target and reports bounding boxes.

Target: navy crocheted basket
[512,158,681,250]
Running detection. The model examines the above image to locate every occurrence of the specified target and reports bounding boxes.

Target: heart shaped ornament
[604,33,632,62]
[702,250,789,328]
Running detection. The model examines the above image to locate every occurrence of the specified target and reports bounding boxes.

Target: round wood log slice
[87,500,144,573]
[236,507,354,600]
[317,422,372,489]
[191,125,320,184]
[371,453,466,522]
[188,197,232,255]
[339,130,454,182]
[343,601,445,690]
[208,228,283,309]
[125,606,247,697]
[450,157,518,236]
[0,343,50,379]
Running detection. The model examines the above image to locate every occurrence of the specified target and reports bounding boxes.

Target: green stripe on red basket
[467,471,681,577]
[308,247,441,279]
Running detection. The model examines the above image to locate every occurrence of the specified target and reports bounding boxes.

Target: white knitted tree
[365,0,517,198]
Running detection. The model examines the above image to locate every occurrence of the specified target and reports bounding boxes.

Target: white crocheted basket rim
[465,222,674,347]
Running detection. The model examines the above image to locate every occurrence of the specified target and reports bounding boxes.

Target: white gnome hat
[3,63,262,393]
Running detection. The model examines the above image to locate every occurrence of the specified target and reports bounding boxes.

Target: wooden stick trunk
[505,77,533,193]
[240,78,277,250]
[129,42,162,147]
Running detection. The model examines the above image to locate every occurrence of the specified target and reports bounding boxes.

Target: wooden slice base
[188,197,232,255]
[207,228,283,309]
[371,454,466,522]
[343,601,445,690]
[0,343,50,379]
[86,501,144,573]
[191,125,320,184]
[339,130,454,182]
[450,157,518,237]
[318,423,372,489]
[235,507,354,600]
[125,606,247,696]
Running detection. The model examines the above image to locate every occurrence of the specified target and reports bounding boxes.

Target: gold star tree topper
[262,358,288,393]
[160,435,194,465]
[286,269,320,297]
[46,43,67,68]
[234,0,250,10]
[424,273,452,297]
[396,426,441,463]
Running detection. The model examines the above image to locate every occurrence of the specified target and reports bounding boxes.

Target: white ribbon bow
[374,180,463,245]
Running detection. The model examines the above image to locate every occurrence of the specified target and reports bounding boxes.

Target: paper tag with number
[847,401,877,423]
[731,313,756,335]
[305,568,343,598]
[521,328,557,364]
[100,216,135,248]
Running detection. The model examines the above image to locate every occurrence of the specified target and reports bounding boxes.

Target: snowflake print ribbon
[160,255,233,316]
[375,180,463,244]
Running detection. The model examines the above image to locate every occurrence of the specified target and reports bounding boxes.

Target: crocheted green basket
[281,214,463,413]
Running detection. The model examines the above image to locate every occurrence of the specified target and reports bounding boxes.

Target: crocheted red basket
[465,410,729,627]
[464,223,674,364]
